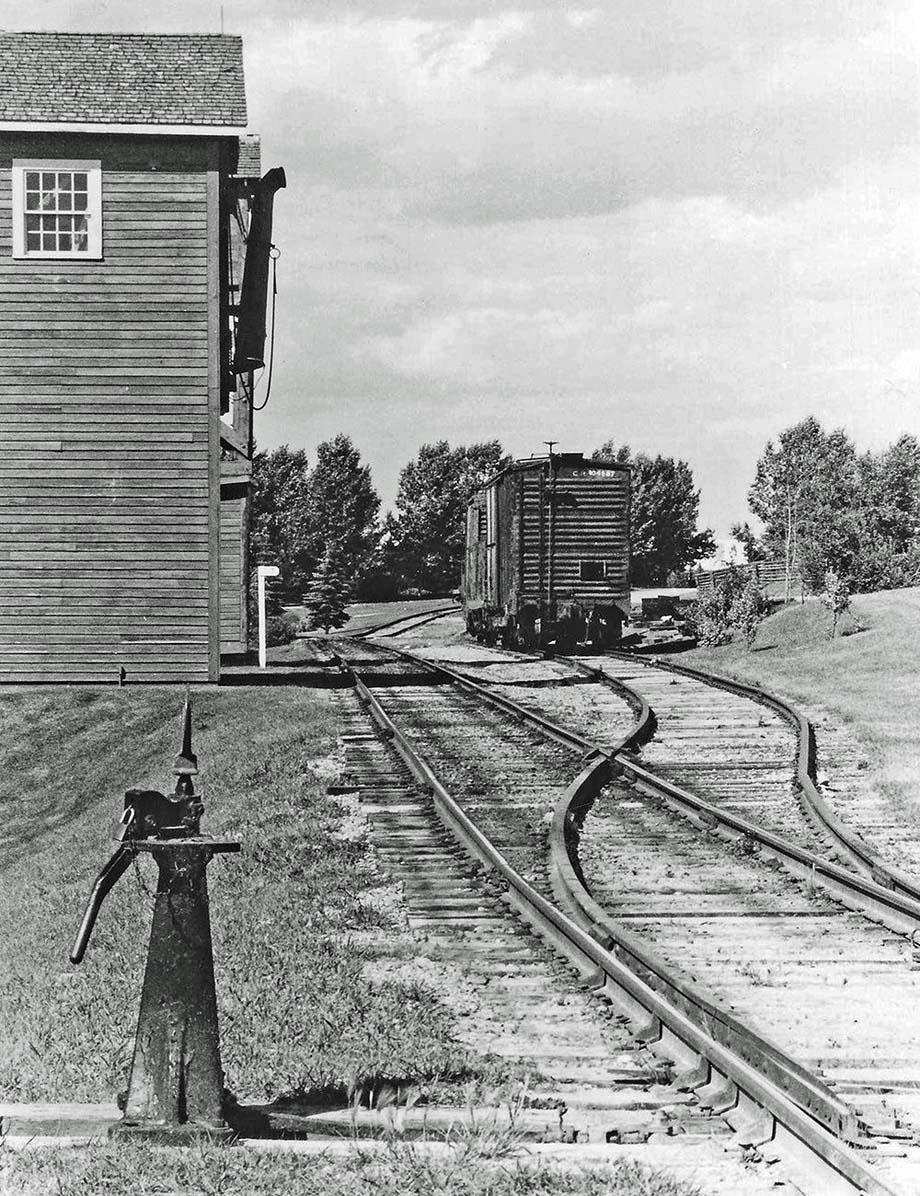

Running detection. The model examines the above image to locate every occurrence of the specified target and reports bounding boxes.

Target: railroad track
[374,609,920,899]
[329,633,920,1194]
[329,684,706,1148]
[346,604,463,640]
[564,651,920,902]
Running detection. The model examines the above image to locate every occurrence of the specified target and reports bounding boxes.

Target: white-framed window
[11,160,102,260]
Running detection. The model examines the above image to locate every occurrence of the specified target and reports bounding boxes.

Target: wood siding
[464,460,630,619]
[520,467,630,604]
[0,134,221,682]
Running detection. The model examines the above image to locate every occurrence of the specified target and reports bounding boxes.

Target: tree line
[251,436,715,625]
[734,416,920,598]
[253,417,920,639]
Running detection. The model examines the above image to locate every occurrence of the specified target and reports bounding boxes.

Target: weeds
[0,1137,702,1196]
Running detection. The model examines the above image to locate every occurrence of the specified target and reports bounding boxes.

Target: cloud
[9,0,919,534]
[244,3,919,224]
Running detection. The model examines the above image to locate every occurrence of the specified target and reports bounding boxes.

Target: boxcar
[462,453,630,649]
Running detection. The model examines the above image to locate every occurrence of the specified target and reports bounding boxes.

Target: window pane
[19,164,98,255]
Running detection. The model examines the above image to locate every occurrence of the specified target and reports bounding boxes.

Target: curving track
[574,651,920,902]
[332,627,920,1194]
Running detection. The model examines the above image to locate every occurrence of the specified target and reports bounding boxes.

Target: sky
[11,2,920,553]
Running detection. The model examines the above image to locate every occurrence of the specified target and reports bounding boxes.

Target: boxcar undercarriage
[465,601,624,651]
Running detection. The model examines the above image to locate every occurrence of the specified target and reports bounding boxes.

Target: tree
[250,445,312,608]
[593,443,715,585]
[730,521,767,563]
[861,435,920,551]
[848,436,920,591]
[821,570,851,638]
[307,434,380,592]
[748,418,859,601]
[386,441,510,593]
[303,545,352,633]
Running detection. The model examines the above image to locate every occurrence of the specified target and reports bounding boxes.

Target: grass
[683,587,920,831]
[0,682,705,1196]
[0,1138,702,1196]
[0,684,703,1196]
[284,598,457,637]
[0,685,478,1105]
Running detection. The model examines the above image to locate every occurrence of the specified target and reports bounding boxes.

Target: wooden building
[0,33,283,682]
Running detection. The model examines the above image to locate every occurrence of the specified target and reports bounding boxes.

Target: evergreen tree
[386,441,509,593]
[250,445,312,608]
[303,545,352,633]
[593,443,715,585]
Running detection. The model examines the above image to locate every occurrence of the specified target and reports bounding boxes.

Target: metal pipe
[233,167,286,373]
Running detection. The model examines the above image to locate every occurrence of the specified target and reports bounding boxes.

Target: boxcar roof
[0,32,246,129]
[469,453,628,502]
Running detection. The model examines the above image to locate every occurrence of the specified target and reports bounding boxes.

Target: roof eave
[0,120,247,137]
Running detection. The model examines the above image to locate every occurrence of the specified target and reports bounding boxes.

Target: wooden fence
[695,560,799,598]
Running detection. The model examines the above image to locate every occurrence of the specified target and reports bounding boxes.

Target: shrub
[730,579,770,650]
[688,564,746,646]
[688,567,769,648]
[265,613,299,647]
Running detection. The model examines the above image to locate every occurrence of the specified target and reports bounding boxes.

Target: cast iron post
[70,696,240,1141]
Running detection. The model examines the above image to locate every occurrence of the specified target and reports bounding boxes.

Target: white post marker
[257,565,281,670]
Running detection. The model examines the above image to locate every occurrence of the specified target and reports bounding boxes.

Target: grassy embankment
[0,684,702,1196]
[684,587,920,827]
[0,685,473,1106]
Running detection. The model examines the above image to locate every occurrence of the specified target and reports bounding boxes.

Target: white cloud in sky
[9,0,920,535]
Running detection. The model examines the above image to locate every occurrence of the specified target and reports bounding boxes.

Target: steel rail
[591,650,920,902]
[369,641,920,939]
[364,621,920,902]
[547,758,860,1144]
[341,658,904,1196]
[350,605,462,640]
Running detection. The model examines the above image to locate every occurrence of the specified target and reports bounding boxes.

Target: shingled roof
[0,33,247,127]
